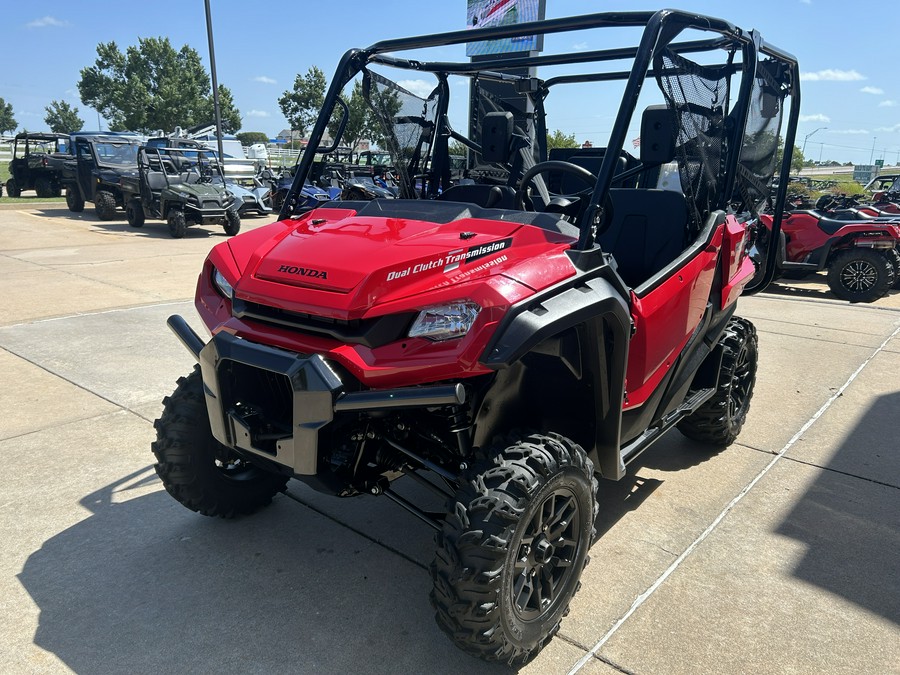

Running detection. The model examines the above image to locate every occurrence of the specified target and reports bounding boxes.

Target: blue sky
[4,0,897,164]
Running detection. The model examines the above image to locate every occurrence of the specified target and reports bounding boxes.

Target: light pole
[869,136,877,164]
[204,0,224,160]
[802,127,827,156]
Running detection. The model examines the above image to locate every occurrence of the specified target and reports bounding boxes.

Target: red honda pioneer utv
[758,197,900,302]
[153,10,799,664]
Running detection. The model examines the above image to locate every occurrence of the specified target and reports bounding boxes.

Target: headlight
[408,301,480,341]
[212,267,234,300]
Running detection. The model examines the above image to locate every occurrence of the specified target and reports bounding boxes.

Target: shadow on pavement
[16,430,751,672]
[17,467,510,674]
[28,207,237,240]
[776,391,900,625]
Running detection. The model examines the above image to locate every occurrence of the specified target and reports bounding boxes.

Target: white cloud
[801,69,866,82]
[247,110,271,118]
[26,16,67,28]
[572,42,589,51]
[860,86,884,95]
[830,128,869,134]
[254,76,276,84]
[799,0,812,4]
[398,79,435,98]
[799,113,830,123]
[876,123,900,132]
[878,100,897,108]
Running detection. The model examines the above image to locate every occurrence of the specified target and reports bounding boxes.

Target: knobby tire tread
[430,432,597,665]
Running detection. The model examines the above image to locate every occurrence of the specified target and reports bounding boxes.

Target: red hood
[226,205,577,317]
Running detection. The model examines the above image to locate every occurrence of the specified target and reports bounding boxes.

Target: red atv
[153,10,799,664]
[759,195,900,302]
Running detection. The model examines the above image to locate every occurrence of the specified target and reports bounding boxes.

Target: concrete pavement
[0,206,898,674]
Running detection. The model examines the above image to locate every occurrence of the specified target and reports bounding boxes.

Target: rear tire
[678,317,758,447]
[431,432,597,665]
[35,177,54,198]
[126,198,145,228]
[223,208,241,236]
[94,189,117,220]
[152,366,288,518]
[65,186,84,212]
[6,178,21,198]
[167,208,187,238]
[827,248,893,303]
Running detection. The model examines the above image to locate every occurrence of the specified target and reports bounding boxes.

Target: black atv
[119,146,240,238]
[59,134,141,220]
[6,132,69,198]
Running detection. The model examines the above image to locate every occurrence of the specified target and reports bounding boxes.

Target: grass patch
[0,195,66,204]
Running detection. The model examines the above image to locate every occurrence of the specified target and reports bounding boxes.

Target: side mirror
[639,105,676,165]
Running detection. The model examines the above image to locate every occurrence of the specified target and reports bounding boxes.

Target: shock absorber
[446,405,472,457]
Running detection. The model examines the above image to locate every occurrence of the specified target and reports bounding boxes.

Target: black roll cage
[280,9,799,288]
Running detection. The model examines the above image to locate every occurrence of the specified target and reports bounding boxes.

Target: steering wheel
[516,160,597,212]
[198,162,214,183]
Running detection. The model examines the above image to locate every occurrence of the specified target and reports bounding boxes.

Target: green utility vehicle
[119,146,240,238]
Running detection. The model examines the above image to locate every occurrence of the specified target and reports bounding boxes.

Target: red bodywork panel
[198,208,576,388]
[198,207,750,408]
[761,212,900,263]
[623,216,751,409]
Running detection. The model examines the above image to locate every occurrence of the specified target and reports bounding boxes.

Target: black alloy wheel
[827,248,893,303]
[431,432,597,665]
[678,317,758,446]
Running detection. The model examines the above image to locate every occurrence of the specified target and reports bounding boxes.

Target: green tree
[0,97,16,134]
[547,129,578,150]
[278,66,326,139]
[77,37,241,133]
[448,140,468,158]
[774,136,804,174]
[236,131,269,146]
[326,80,399,155]
[44,100,84,133]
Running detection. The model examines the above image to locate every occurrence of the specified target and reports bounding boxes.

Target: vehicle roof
[14,132,68,141]
[73,134,142,145]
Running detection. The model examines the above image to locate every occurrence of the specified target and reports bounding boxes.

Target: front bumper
[167,315,466,476]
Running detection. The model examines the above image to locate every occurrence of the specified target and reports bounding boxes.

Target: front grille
[233,299,414,348]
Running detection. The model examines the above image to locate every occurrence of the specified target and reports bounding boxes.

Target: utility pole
[802,127,827,156]
[204,0,225,160]
[870,136,876,164]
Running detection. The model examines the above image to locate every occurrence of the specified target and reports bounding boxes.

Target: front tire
[65,186,84,212]
[886,249,900,290]
[431,432,597,665]
[167,208,187,238]
[152,366,288,517]
[827,248,893,302]
[94,189,117,220]
[126,198,145,228]
[223,208,241,236]
[678,317,758,446]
